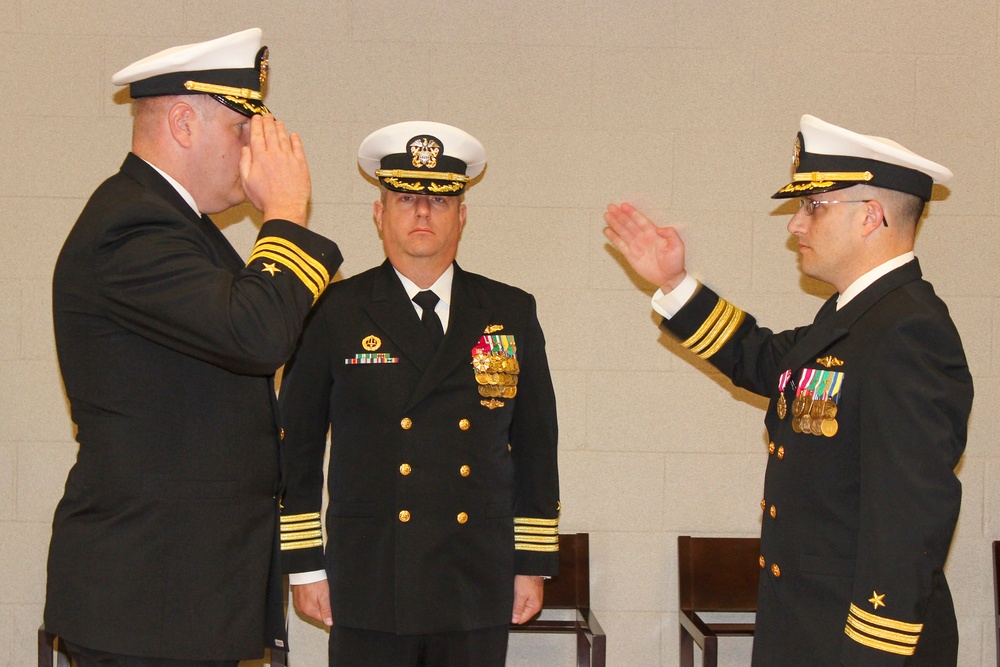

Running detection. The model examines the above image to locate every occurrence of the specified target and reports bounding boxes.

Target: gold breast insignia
[484,324,504,334]
[362,335,382,351]
[816,356,844,368]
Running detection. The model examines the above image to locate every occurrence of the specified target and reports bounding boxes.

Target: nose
[414,196,431,217]
[787,208,808,235]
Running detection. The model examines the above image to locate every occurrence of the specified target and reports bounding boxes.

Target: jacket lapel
[780,260,924,371]
[364,260,435,371]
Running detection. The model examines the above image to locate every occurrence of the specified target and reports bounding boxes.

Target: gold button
[459,419,470,431]
[398,510,411,522]
[768,441,775,454]
[457,512,468,524]
[280,428,285,441]
[771,563,781,577]
[399,463,412,476]
[770,505,777,519]
[400,417,412,430]
[759,555,765,568]
[777,446,785,459]
[460,465,471,477]
[760,498,766,511]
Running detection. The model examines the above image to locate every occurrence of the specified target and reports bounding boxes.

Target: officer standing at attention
[603,115,972,666]
[44,29,342,666]
[278,121,560,666]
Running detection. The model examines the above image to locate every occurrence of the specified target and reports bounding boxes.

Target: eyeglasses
[797,198,888,227]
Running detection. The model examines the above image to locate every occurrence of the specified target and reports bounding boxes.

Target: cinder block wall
[3,2,997,665]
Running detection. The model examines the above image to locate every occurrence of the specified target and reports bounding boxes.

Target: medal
[777,393,787,419]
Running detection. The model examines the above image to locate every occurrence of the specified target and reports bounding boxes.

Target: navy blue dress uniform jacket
[44,153,342,661]
[661,260,972,666]
[278,260,560,635]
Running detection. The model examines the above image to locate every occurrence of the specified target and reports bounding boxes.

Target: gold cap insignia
[410,137,441,169]
[816,356,844,368]
[258,47,269,87]
[792,134,801,170]
[362,335,382,351]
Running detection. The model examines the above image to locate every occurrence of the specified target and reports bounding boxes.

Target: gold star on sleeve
[869,591,886,610]
[262,262,281,276]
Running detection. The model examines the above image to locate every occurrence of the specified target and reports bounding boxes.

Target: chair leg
[592,630,606,667]
[575,629,591,667]
[701,636,718,667]
[679,627,693,667]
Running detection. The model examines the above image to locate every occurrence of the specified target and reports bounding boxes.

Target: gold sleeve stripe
[281,530,323,542]
[844,626,915,656]
[281,538,324,551]
[248,238,331,302]
[516,542,560,552]
[281,512,321,523]
[697,308,745,360]
[845,616,919,645]
[515,525,559,535]
[849,604,924,634]
[249,248,325,303]
[678,297,746,361]
[280,520,321,533]
[514,517,560,527]
[516,535,559,544]
[251,240,328,285]
[253,237,330,281]
[681,298,727,348]
[687,301,734,354]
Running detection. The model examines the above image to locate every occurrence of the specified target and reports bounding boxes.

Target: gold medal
[777,393,787,419]
[800,394,813,416]
[821,418,839,437]
[799,415,812,434]
[810,399,825,419]
[791,416,802,433]
[791,395,805,417]
[811,417,824,435]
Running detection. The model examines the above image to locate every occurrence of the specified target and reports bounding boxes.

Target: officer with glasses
[603,114,972,666]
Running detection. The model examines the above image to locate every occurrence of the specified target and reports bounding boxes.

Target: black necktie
[412,290,444,347]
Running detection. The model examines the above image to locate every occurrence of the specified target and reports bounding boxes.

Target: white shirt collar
[394,264,454,304]
[837,252,915,309]
[140,158,201,217]
[394,264,455,332]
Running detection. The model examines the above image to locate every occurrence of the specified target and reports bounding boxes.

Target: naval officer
[278,121,561,666]
[604,115,972,666]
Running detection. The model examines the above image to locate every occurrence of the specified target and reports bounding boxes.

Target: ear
[859,199,886,238]
[458,202,468,233]
[167,101,197,149]
[373,199,384,235]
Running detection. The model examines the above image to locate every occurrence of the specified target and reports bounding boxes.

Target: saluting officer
[278,121,561,666]
[604,115,972,666]
[45,28,342,667]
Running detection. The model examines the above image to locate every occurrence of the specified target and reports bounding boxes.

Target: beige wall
[3,1,998,665]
